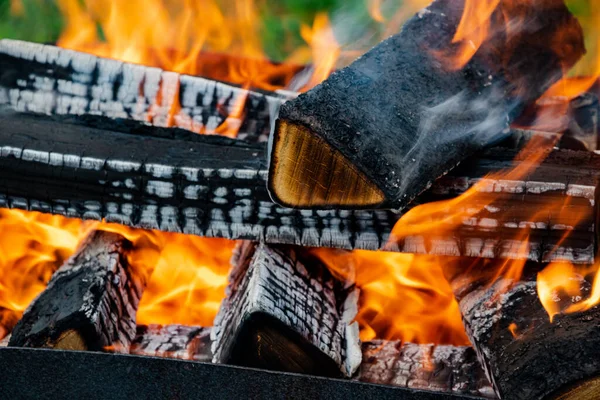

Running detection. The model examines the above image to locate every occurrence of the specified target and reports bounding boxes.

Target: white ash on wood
[0,334,10,347]
[0,108,596,262]
[0,39,288,143]
[445,260,600,400]
[8,231,145,352]
[129,324,212,362]
[211,242,361,378]
[359,341,495,399]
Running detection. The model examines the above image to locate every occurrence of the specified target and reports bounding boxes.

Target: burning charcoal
[358,341,495,399]
[268,0,584,210]
[129,324,212,362]
[0,39,287,143]
[211,242,361,378]
[0,108,596,262]
[445,260,600,400]
[9,231,145,352]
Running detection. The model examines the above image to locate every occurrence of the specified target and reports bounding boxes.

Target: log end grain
[269,120,385,208]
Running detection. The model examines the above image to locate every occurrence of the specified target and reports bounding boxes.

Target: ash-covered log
[445,260,600,399]
[0,108,596,262]
[359,341,494,399]
[129,324,212,362]
[0,39,288,143]
[211,242,361,378]
[268,0,584,210]
[8,230,145,352]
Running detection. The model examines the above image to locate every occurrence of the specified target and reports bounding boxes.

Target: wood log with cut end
[211,242,361,378]
[0,108,596,262]
[8,230,145,352]
[359,341,495,399]
[445,260,600,400]
[0,39,288,143]
[129,324,212,362]
[268,0,584,210]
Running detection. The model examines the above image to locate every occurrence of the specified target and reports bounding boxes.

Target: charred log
[129,324,212,362]
[0,39,288,143]
[445,260,600,400]
[359,341,495,399]
[211,242,361,378]
[8,231,145,352]
[0,108,596,262]
[268,0,584,210]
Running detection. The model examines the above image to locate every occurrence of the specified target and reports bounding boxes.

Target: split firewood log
[359,340,495,398]
[444,259,600,399]
[211,242,361,378]
[268,0,585,210]
[8,230,145,351]
[0,107,596,262]
[129,324,212,362]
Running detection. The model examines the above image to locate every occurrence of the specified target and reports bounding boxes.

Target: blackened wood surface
[269,0,584,209]
[446,262,600,399]
[211,242,361,377]
[0,39,287,143]
[359,341,494,398]
[8,231,145,352]
[0,108,596,262]
[130,324,212,362]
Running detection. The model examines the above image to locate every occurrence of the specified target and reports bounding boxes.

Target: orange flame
[55,0,337,92]
[311,249,469,345]
[537,260,600,322]
[0,209,234,336]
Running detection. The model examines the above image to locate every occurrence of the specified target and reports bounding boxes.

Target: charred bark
[0,108,596,262]
[129,324,212,362]
[359,341,495,398]
[0,39,288,143]
[268,0,584,210]
[8,231,145,352]
[211,242,361,378]
[445,260,600,400]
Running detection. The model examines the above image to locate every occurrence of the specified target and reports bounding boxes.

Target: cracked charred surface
[130,324,212,362]
[8,230,145,352]
[0,108,596,262]
[211,242,361,378]
[359,340,495,399]
[446,262,600,400]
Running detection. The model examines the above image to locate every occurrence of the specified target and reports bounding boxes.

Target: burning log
[268,0,585,210]
[8,230,145,351]
[129,324,212,362]
[0,307,18,341]
[0,39,288,143]
[445,260,600,399]
[211,242,361,378]
[0,108,596,262]
[359,341,494,399]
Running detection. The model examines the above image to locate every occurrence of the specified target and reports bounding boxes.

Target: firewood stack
[2,0,600,399]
